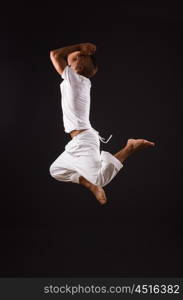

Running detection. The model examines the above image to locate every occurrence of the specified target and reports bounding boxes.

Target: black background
[1,2,183,276]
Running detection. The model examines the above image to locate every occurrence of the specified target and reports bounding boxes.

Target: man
[49,42,155,205]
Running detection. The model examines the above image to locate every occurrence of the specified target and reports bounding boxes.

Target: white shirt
[60,66,92,133]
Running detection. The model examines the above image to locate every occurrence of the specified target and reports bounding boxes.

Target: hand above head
[80,43,96,55]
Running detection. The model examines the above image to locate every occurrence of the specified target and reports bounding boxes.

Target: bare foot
[114,138,155,163]
[79,176,107,205]
[90,185,107,205]
[127,138,155,152]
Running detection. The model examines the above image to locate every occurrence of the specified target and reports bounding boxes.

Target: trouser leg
[49,149,123,187]
[95,151,123,187]
[49,151,80,184]
[49,129,123,187]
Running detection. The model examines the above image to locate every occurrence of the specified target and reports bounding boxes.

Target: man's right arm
[50,43,96,75]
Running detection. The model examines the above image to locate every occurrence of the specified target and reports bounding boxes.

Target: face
[67,51,96,77]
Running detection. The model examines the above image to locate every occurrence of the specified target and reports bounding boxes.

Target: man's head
[67,51,98,78]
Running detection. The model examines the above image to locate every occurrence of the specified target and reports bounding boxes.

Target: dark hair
[90,54,97,69]
[88,53,98,77]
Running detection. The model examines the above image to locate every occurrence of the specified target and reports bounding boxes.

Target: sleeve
[61,65,81,84]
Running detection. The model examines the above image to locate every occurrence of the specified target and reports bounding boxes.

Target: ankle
[114,144,133,163]
[125,143,134,153]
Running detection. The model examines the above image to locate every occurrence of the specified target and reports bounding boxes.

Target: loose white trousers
[49,129,123,187]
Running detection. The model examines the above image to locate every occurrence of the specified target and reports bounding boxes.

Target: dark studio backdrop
[0,2,183,276]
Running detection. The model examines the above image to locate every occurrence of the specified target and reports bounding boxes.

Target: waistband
[72,128,113,144]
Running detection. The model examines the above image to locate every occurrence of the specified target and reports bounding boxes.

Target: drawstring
[92,128,113,144]
[99,134,113,144]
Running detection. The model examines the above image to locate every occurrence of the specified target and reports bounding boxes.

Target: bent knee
[49,163,64,178]
[49,163,72,182]
[49,163,57,177]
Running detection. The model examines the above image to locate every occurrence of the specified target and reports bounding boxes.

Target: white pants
[49,128,123,187]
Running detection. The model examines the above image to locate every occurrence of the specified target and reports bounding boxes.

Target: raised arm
[50,43,96,75]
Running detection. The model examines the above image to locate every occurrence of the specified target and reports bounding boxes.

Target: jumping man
[49,43,155,205]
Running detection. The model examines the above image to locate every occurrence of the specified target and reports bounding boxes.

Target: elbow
[50,49,62,59]
[50,50,57,58]
[50,50,63,61]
